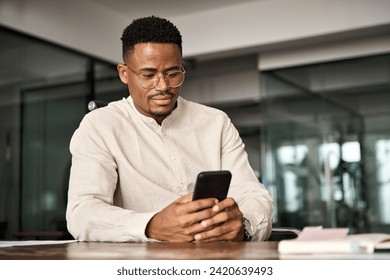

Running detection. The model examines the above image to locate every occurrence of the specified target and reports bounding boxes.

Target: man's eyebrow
[139,66,181,72]
[138,67,156,72]
[165,66,182,71]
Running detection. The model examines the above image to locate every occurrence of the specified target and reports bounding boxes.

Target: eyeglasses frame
[125,65,186,89]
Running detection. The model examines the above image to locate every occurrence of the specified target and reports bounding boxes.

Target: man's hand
[145,193,219,242]
[193,198,245,242]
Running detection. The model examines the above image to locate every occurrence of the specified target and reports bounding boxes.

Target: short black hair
[121,15,182,60]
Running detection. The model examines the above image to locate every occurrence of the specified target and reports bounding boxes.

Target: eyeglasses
[126,66,186,89]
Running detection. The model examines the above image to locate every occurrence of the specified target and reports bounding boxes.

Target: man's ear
[117,64,128,84]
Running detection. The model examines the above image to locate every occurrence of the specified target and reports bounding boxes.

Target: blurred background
[0,0,389,240]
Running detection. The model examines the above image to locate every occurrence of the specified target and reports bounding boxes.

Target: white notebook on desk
[0,240,77,248]
[278,226,390,254]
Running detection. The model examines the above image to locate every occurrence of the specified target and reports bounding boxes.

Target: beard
[148,91,178,118]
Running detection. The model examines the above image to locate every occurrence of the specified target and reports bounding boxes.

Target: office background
[0,0,389,239]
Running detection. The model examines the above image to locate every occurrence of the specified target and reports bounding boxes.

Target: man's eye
[166,72,180,78]
[141,74,155,79]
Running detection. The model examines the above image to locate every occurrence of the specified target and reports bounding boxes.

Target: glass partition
[260,54,390,233]
[0,26,123,239]
[94,62,127,102]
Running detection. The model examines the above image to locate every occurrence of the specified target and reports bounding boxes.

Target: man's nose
[154,75,169,91]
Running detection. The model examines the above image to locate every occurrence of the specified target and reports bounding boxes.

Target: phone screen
[192,170,232,201]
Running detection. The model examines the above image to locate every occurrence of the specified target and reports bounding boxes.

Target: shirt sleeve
[66,115,157,242]
[220,116,273,241]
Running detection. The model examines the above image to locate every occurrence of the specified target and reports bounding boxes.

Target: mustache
[149,91,175,98]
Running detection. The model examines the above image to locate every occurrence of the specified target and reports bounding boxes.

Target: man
[66,16,272,242]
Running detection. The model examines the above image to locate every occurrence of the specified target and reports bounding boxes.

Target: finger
[202,206,244,229]
[186,198,219,213]
[196,210,244,240]
[195,221,242,242]
[179,205,222,229]
[200,210,231,228]
[170,200,220,228]
[204,203,242,228]
[191,207,219,224]
[212,197,236,213]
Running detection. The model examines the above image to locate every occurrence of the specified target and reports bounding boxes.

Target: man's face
[117,43,183,124]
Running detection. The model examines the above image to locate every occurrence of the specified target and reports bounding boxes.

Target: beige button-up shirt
[66,96,273,242]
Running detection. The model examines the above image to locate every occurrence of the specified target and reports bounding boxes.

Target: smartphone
[192,170,232,201]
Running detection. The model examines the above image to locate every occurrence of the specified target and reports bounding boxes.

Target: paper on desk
[0,240,77,248]
[297,226,349,241]
[279,226,390,254]
[278,226,355,254]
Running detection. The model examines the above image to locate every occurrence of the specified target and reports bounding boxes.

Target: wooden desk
[0,241,389,260]
[0,241,277,260]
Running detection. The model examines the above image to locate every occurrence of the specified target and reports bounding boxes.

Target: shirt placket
[160,126,187,195]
